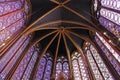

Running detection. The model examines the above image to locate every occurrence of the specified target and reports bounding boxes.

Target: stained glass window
[101,0,120,11]
[0,36,30,79]
[89,45,114,80]
[11,46,35,80]
[85,44,115,80]
[63,62,69,79]
[55,57,70,80]
[0,0,29,46]
[56,61,62,79]
[34,53,53,80]
[72,59,81,80]
[86,50,103,80]
[96,33,120,62]
[95,33,120,75]
[35,57,47,80]
[43,59,53,80]
[96,0,120,38]
[72,52,90,80]
[22,51,38,80]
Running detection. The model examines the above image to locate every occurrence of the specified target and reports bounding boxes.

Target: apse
[0,0,120,80]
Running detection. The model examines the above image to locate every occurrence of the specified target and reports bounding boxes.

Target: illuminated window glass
[72,52,90,80]
[63,62,69,79]
[89,45,114,80]
[43,59,53,80]
[22,51,38,80]
[86,50,103,80]
[101,0,120,11]
[56,61,62,79]
[11,46,35,80]
[97,1,120,38]
[55,57,70,80]
[96,33,120,62]
[0,36,30,79]
[0,0,29,46]
[35,57,47,80]
[72,59,81,80]
[95,33,120,75]
[100,8,120,26]
[98,17,120,38]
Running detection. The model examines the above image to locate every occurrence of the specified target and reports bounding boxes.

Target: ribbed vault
[22,0,98,78]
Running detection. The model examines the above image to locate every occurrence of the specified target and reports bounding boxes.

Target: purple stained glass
[95,33,120,75]
[43,60,53,80]
[0,0,29,46]
[63,62,69,79]
[35,57,47,80]
[56,62,62,79]
[22,51,38,80]
[11,46,34,80]
[72,52,90,80]
[101,0,120,11]
[0,36,30,79]
[0,36,28,72]
[99,16,120,38]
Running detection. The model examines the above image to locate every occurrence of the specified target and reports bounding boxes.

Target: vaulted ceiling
[28,0,95,57]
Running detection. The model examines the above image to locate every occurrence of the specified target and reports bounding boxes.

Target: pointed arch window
[95,33,120,75]
[55,56,70,80]
[35,57,47,80]
[34,53,53,80]
[56,61,62,79]
[72,52,90,80]
[85,42,114,80]
[63,61,69,78]
[43,59,53,80]
[22,51,38,80]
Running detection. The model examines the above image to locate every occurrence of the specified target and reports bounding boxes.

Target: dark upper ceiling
[29,0,93,57]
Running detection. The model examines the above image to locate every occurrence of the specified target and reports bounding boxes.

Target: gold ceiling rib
[38,32,59,69]
[23,20,96,36]
[63,5,96,27]
[52,33,61,76]
[50,0,70,5]
[62,31,73,79]
[30,30,59,48]
[68,30,94,46]
[66,26,95,32]
[64,31,92,79]
[0,32,21,56]
[22,6,59,34]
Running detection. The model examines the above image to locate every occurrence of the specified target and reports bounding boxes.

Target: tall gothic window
[85,42,114,80]
[72,52,90,80]
[96,0,120,38]
[0,35,30,79]
[0,0,30,47]
[55,56,70,80]
[11,46,38,80]
[95,33,120,76]
[22,51,38,80]
[34,53,53,80]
